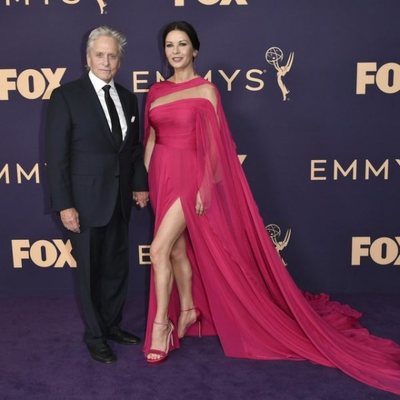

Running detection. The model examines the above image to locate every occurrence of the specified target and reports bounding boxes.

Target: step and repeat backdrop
[1,0,399,295]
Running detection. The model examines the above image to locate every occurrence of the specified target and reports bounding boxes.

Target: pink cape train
[143,76,400,395]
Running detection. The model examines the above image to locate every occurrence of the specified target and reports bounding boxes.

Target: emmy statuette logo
[265,47,294,101]
[96,0,106,14]
[266,224,291,265]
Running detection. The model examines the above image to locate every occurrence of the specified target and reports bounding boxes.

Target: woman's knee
[150,242,168,266]
[170,241,187,264]
[171,249,187,263]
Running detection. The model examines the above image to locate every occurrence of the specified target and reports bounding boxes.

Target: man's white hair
[86,26,127,57]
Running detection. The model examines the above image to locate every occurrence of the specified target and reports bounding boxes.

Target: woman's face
[164,29,198,71]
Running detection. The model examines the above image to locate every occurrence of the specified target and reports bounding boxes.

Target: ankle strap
[181,307,197,313]
[153,320,169,326]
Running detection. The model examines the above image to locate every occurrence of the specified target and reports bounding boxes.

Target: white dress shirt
[88,70,128,140]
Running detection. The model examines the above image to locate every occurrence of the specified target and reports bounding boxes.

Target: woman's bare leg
[147,199,186,360]
[170,236,198,337]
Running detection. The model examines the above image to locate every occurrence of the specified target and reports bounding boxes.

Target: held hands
[195,191,205,216]
[60,208,80,233]
[133,191,149,208]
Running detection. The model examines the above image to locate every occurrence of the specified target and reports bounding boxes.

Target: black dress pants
[70,197,129,346]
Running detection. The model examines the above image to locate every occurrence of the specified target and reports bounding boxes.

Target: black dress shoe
[106,328,141,345]
[87,342,117,363]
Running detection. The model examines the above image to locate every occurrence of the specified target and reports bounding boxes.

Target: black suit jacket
[45,74,148,228]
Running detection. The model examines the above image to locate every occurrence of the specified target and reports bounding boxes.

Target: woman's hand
[133,191,149,208]
[195,191,205,216]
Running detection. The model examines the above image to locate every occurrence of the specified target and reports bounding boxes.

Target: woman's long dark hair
[162,21,200,51]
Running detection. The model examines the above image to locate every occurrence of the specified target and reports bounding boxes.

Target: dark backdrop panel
[1,0,399,295]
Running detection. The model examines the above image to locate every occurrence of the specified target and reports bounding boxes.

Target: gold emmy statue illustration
[96,0,107,14]
[265,47,294,101]
[266,224,291,265]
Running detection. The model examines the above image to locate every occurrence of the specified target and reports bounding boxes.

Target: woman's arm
[144,126,156,171]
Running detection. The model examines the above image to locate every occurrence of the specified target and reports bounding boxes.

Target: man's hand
[133,191,149,208]
[60,208,80,233]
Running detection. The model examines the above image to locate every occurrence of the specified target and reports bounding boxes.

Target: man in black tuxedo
[45,26,148,363]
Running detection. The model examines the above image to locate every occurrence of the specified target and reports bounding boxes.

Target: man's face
[87,35,121,83]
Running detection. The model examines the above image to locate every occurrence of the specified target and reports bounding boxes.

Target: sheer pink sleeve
[195,98,222,208]
[143,85,156,148]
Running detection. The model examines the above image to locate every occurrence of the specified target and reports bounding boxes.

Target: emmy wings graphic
[265,47,294,101]
[96,0,107,14]
[266,224,291,265]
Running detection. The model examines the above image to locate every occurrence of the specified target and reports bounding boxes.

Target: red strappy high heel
[178,307,202,339]
[146,320,175,364]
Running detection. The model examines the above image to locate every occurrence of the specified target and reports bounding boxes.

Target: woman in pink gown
[143,21,400,394]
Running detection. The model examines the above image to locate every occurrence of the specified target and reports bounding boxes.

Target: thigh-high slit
[142,77,400,395]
